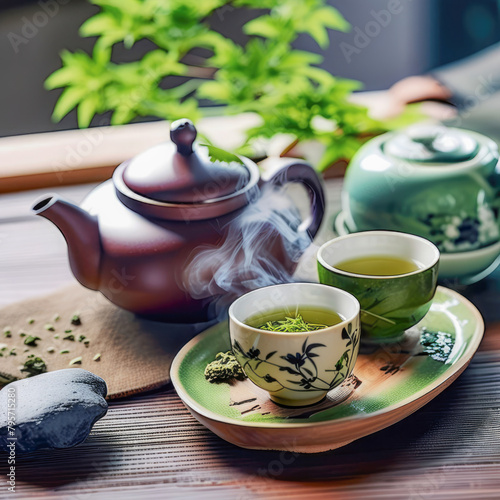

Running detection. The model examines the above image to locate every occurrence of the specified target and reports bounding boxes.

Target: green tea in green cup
[317,231,440,343]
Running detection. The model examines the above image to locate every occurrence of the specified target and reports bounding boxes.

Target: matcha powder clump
[204,351,246,384]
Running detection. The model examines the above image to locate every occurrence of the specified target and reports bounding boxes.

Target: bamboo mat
[2,182,500,499]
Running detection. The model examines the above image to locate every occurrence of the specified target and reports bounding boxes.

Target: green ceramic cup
[317,231,440,343]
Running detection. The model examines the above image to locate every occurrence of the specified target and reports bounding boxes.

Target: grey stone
[0,369,107,453]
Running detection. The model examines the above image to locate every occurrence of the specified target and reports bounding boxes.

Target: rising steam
[182,184,313,314]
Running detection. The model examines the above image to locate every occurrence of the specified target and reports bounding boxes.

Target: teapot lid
[121,119,250,203]
[384,125,480,163]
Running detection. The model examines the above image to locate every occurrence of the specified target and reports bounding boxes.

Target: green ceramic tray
[171,286,484,453]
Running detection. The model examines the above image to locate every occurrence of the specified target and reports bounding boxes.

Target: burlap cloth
[0,285,208,398]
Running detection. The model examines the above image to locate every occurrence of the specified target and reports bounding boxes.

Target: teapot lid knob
[119,117,254,207]
[170,118,197,156]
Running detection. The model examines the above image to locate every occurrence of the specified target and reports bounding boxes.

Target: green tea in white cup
[229,283,361,407]
[245,307,344,332]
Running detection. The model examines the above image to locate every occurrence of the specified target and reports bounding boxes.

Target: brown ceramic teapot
[32,119,325,322]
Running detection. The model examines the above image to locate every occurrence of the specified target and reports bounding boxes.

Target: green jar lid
[384,126,479,164]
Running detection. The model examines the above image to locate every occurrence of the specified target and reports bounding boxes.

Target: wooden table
[2,179,500,500]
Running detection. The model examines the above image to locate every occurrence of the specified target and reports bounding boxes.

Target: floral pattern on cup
[233,322,359,394]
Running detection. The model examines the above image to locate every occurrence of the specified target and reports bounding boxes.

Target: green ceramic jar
[340,125,500,280]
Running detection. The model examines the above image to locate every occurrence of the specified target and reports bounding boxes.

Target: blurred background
[1,0,500,138]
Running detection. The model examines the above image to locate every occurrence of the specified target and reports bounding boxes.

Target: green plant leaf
[299,6,351,48]
[299,66,335,86]
[316,6,350,32]
[110,107,136,125]
[303,22,329,49]
[279,50,323,69]
[199,144,244,165]
[77,94,100,128]
[198,80,232,102]
[141,50,187,77]
[45,0,414,165]
[45,66,82,90]
[91,0,142,12]
[92,40,112,66]
[79,12,117,37]
[244,16,283,39]
[52,87,88,121]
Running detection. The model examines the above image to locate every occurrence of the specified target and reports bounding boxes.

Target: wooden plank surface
[1,179,500,499]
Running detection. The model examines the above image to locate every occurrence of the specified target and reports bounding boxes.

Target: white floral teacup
[229,283,360,407]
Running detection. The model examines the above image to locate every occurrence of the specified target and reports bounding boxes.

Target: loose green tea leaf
[45,324,55,332]
[259,314,328,333]
[69,356,82,366]
[93,353,101,362]
[64,334,75,341]
[71,314,82,326]
[0,373,16,384]
[21,355,47,377]
[24,336,41,347]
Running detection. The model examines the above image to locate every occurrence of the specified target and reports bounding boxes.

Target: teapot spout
[32,195,101,290]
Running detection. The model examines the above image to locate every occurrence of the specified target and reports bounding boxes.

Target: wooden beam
[0,114,259,193]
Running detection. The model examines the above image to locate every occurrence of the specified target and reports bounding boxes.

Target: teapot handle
[259,158,326,239]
